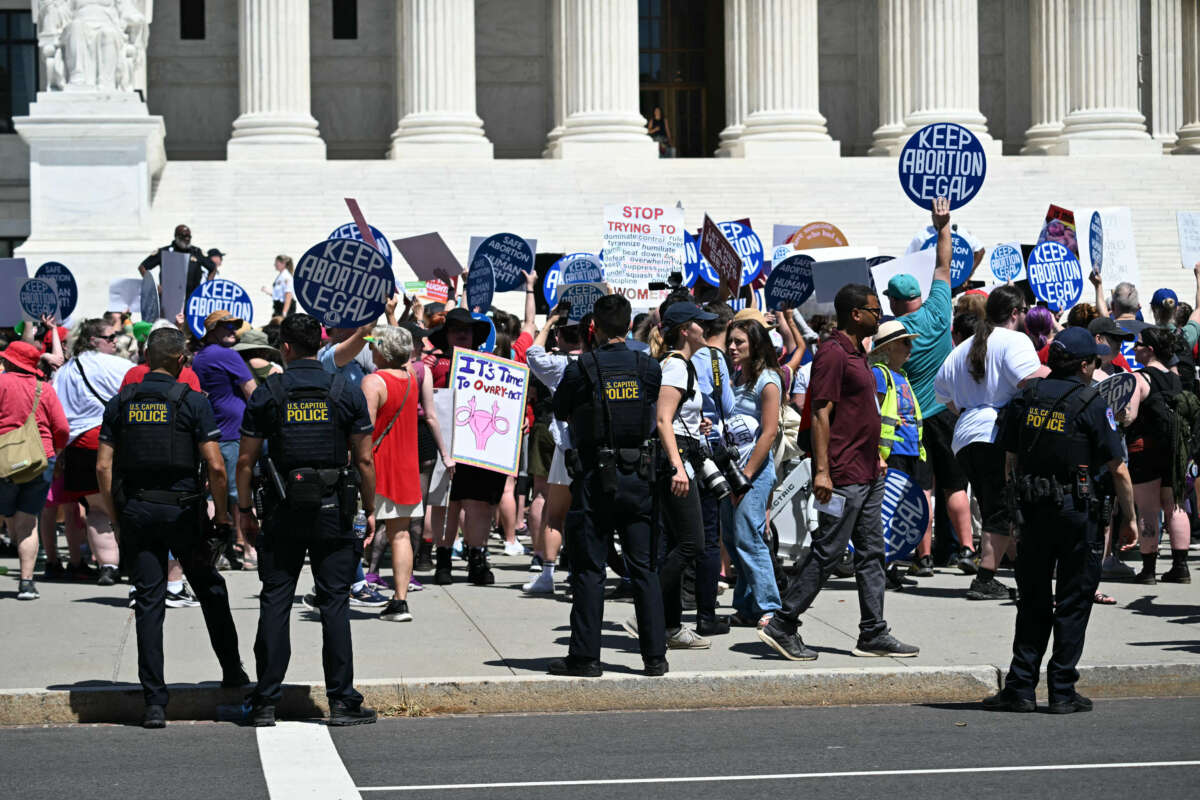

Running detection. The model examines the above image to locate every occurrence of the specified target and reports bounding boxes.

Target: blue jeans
[720,461,781,618]
[217,440,239,502]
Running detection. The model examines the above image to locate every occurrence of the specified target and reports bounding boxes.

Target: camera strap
[663,352,702,447]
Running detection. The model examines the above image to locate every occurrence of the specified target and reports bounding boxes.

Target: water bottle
[353,510,367,540]
[0,566,8,576]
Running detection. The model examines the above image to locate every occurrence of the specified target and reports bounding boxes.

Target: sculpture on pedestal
[34,0,150,92]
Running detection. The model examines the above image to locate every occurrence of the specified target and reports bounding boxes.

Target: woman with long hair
[1024,305,1055,352]
[935,285,1049,601]
[721,319,783,628]
[1122,325,1192,583]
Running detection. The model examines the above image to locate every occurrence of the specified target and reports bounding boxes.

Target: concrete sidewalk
[0,546,1197,723]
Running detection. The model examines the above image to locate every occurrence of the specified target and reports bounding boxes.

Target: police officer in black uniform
[550,294,668,677]
[138,224,217,300]
[95,327,247,730]
[236,313,378,727]
[985,327,1138,714]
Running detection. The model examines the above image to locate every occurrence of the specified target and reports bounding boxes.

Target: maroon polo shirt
[808,328,882,487]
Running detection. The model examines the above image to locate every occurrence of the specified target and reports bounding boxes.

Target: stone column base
[545,138,657,159]
[227,113,326,160]
[1051,136,1162,155]
[714,124,745,157]
[732,138,841,158]
[1175,124,1200,153]
[1020,122,1064,155]
[389,139,494,160]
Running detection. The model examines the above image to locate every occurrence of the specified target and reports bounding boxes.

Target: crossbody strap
[75,358,107,405]
[372,372,414,451]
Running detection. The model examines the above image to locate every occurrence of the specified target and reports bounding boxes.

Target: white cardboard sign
[1177,211,1200,270]
[870,247,937,302]
[602,202,685,307]
[0,258,29,327]
[1075,207,1138,287]
[449,348,530,476]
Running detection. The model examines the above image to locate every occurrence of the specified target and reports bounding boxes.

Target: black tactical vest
[571,350,651,456]
[1015,378,1098,480]
[115,382,196,483]
[264,374,348,471]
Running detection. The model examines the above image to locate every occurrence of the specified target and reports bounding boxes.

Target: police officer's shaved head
[592,294,632,339]
[146,328,187,371]
[280,314,322,358]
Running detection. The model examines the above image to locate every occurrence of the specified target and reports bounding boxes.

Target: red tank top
[371,370,420,505]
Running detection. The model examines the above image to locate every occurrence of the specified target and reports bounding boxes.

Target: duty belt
[129,488,203,507]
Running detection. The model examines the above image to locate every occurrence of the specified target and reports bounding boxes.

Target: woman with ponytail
[935,285,1049,601]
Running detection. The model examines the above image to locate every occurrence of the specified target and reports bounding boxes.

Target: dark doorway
[638,0,725,158]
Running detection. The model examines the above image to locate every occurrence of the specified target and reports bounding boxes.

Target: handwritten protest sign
[19,278,58,320]
[330,222,393,266]
[159,249,190,318]
[700,214,743,296]
[139,272,159,321]
[1075,207,1137,286]
[450,348,529,476]
[602,203,684,307]
[774,221,848,250]
[1027,241,1083,311]
[35,262,77,319]
[1088,212,1104,275]
[544,253,604,305]
[871,248,936,302]
[295,238,396,328]
[186,279,254,339]
[558,282,606,322]
[898,123,987,210]
[719,220,764,286]
[465,260,495,311]
[469,233,535,293]
[989,243,1025,283]
[393,232,462,283]
[1096,372,1137,415]
[764,255,815,310]
[1178,211,1200,269]
[921,232,974,288]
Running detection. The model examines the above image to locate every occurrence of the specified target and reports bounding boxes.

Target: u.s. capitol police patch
[1106,407,1117,431]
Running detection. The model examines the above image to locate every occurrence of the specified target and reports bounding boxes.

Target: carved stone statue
[33,0,150,93]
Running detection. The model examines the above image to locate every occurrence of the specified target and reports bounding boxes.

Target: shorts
[0,472,52,516]
[528,423,555,478]
[548,446,571,486]
[449,463,507,505]
[1127,436,1169,484]
[886,453,933,491]
[377,493,424,521]
[63,444,99,494]
[218,440,239,501]
[417,417,437,464]
[924,409,969,494]
[955,441,1011,537]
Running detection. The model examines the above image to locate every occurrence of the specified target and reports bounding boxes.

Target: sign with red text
[602,202,684,307]
[449,348,530,476]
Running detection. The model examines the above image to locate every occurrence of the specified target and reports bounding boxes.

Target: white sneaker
[522,571,555,595]
[667,627,711,650]
[503,540,525,557]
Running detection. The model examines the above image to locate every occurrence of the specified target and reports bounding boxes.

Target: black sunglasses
[857,306,882,318]
[94,332,118,342]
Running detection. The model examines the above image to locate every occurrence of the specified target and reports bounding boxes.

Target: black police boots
[433,546,453,585]
[467,547,495,586]
[143,704,166,729]
[328,700,377,726]
[414,539,434,573]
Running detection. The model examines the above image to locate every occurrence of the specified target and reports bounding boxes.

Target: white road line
[358,760,1200,792]
[257,721,362,800]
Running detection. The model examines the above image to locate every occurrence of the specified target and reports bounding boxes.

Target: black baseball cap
[1087,317,1135,341]
[1053,327,1111,358]
[207,248,226,258]
[661,302,717,329]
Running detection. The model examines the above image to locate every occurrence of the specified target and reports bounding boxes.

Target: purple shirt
[192,343,253,441]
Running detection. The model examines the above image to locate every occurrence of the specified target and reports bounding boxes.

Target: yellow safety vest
[877,365,926,462]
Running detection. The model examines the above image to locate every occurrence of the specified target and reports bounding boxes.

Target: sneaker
[379,598,413,622]
[757,619,817,661]
[981,688,1036,713]
[528,554,545,573]
[128,587,136,608]
[696,618,731,636]
[1133,568,1157,585]
[363,572,384,588]
[956,547,979,575]
[667,627,711,650]
[408,577,425,592]
[143,704,166,729]
[522,571,555,595]
[165,585,201,608]
[1048,693,1093,714]
[908,555,934,577]
[1101,555,1135,578]
[548,656,603,677]
[1161,565,1191,584]
[42,560,67,581]
[853,630,919,658]
[349,585,389,607]
[328,700,377,726]
[966,576,1011,601]
[96,565,120,586]
[503,539,525,557]
[16,579,39,601]
[643,656,669,677]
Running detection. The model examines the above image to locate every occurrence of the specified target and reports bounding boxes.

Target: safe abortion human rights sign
[898,122,987,210]
[294,239,396,328]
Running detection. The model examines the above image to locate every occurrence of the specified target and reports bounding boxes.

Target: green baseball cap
[884,273,921,301]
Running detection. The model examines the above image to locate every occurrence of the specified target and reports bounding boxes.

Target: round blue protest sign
[471,233,535,293]
[295,238,396,328]
[19,278,59,320]
[471,311,496,353]
[728,288,764,313]
[559,282,606,323]
[763,255,815,310]
[186,279,254,339]
[328,222,393,266]
[718,221,764,286]
[544,252,604,306]
[922,232,974,288]
[35,261,77,319]
[1096,372,1137,415]
[1089,211,1104,274]
[1027,241,1083,312]
[990,243,1023,283]
[140,272,160,322]
[881,469,929,564]
[898,122,987,210]
[465,261,495,312]
[685,231,719,287]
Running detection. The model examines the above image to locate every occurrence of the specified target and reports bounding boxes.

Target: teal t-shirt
[898,279,952,417]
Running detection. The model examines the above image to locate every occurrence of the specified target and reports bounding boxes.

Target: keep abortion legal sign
[898,122,987,210]
[295,238,396,328]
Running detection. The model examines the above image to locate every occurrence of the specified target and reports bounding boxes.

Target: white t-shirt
[791,362,812,397]
[660,354,703,439]
[54,351,134,444]
[934,327,1041,454]
[272,270,294,302]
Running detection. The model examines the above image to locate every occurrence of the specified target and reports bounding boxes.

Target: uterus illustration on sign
[455,397,510,450]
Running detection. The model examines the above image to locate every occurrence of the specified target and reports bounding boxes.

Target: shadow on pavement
[1128,639,1200,654]
[1125,595,1200,625]
[71,596,134,607]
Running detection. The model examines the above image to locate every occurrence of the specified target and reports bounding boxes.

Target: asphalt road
[2,698,1197,799]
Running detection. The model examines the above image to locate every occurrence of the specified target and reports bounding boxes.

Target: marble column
[736,0,838,158]
[548,0,655,158]
[870,0,911,156]
[1021,0,1069,155]
[1179,0,1200,152]
[903,0,1000,153]
[715,0,749,157]
[1054,0,1159,154]
[1150,0,1184,151]
[390,0,492,158]
[227,0,325,160]
[542,0,567,158]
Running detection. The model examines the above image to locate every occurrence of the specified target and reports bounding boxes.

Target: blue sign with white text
[763,255,815,310]
[990,243,1024,283]
[1089,211,1104,275]
[35,261,77,319]
[186,279,254,339]
[329,222,393,266]
[471,311,496,353]
[719,221,764,286]
[1027,241,1083,312]
[294,239,396,328]
[544,253,604,305]
[921,232,974,288]
[559,283,606,323]
[898,122,987,210]
[471,233,535,293]
[19,278,59,320]
[465,260,495,311]
[685,230,719,287]
[880,469,929,564]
